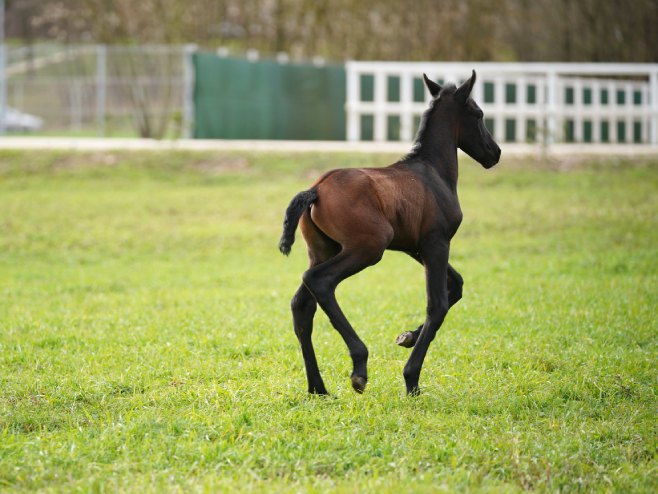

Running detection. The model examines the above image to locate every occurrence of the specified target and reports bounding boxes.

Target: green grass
[0,150,656,493]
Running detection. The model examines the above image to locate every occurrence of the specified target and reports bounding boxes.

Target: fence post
[545,69,558,148]
[649,68,658,146]
[70,80,82,131]
[373,69,386,141]
[399,70,413,141]
[96,44,106,136]
[182,44,197,139]
[345,62,360,142]
[0,0,6,136]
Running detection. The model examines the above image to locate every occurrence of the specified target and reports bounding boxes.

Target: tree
[9,0,658,63]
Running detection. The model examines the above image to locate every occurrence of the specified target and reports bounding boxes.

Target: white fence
[345,62,658,146]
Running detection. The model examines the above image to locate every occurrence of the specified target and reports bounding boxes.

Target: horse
[278,70,501,396]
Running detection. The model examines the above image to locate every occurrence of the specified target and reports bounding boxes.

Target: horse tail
[278,188,318,256]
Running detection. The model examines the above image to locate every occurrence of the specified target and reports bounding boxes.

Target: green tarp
[193,54,346,140]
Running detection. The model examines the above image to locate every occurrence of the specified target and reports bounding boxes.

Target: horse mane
[403,83,457,161]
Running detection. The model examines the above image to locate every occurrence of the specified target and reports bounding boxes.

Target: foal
[279,71,501,395]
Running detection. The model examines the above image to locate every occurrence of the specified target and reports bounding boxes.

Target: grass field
[0,149,656,493]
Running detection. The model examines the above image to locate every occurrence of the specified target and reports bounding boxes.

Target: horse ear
[455,70,476,103]
[423,73,441,98]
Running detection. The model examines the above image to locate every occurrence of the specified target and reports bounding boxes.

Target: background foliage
[7,0,658,62]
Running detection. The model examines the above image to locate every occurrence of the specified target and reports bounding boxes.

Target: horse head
[423,71,501,168]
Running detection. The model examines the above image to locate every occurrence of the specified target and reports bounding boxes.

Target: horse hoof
[407,386,421,397]
[396,331,416,348]
[351,375,367,394]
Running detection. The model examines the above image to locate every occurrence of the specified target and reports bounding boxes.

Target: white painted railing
[345,62,658,146]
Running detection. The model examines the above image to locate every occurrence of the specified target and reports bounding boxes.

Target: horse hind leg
[292,217,340,395]
[291,283,328,394]
[302,248,385,393]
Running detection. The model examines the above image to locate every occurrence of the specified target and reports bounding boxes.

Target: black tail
[279,188,318,256]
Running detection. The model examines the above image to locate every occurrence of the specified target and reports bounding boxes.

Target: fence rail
[345,62,658,146]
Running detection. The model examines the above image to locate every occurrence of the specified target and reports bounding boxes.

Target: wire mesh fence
[6,44,192,138]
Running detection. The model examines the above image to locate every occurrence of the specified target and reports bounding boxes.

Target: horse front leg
[402,242,450,395]
[396,262,463,348]
[291,283,327,394]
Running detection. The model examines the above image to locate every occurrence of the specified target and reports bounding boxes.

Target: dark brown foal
[280,71,501,395]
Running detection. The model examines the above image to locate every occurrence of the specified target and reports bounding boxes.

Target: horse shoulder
[397,164,462,239]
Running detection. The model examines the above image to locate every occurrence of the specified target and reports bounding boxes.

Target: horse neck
[409,108,459,189]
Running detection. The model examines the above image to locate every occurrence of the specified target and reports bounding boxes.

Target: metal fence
[5,43,194,138]
[345,61,658,146]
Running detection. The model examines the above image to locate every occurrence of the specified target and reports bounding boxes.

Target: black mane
[403,83,457,162]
